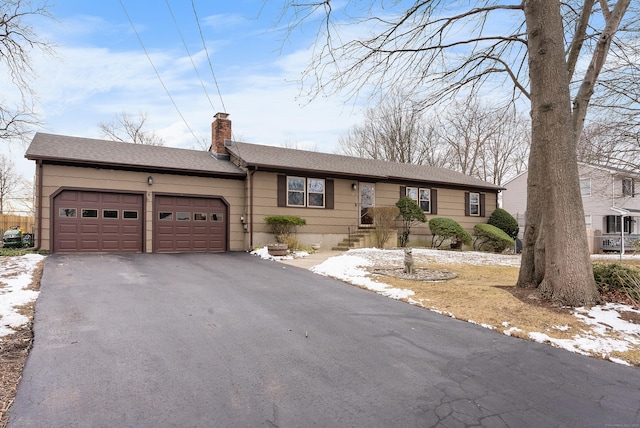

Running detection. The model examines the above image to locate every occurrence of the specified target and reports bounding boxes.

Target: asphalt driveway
[8,253,640,427]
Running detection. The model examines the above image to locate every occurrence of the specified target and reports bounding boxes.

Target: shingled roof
[227,141,502,190]
[26,133,245,177]
[26,132,502,190]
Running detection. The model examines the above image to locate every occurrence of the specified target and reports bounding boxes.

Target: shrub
[592,263,640,305]
[428,217,472,249]
[264,215,306,243]
[487,208,519,240]
[369,206,400,248]
[396,197,427,247]
[473,223,514,253]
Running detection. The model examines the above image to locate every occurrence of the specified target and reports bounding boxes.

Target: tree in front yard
[396,197,427,247]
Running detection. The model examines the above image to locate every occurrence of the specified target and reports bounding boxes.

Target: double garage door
[53,191,227,253]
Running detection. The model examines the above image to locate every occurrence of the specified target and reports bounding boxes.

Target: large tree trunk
[518,0,600,306]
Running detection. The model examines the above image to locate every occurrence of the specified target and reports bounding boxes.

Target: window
[59,208,77,218]
[286,176,325,207]
[193,213,207,221]
[159,212,173,221]
[123,210,139,220]
[211,213,223,222]
[81,209,98,218]
[307,178,325,207]
[585,214,592,229]
[622,178,635,197]
[278,175,334,209]
[176,212,190,221]
[103,210,118,219]
[580,178,591,197]
[287,177,305,206]
[605,215,633,234]
[405,187,431,213]
[469,192,480,216]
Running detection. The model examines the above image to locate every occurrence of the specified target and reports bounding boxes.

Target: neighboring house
[25,113,502,254]
[502,163,640,253]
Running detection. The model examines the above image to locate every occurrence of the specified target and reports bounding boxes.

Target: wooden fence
[0,214,35,236]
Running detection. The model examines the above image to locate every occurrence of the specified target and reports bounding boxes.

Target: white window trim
[406,186,431,213]
[307,178,326,208]
[579,178,591,197]
[469,192,480,216]
[287,176,306,207]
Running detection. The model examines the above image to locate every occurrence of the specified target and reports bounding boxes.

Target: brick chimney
[210,112,231,158]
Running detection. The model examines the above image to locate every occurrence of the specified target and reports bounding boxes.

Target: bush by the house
[369,206,400,248]
[428,217,472,249]
[487,208,519,240]
[473,223,514,253]
[264,215,306,243]
[592,263,640,306]
[396,197,427,247]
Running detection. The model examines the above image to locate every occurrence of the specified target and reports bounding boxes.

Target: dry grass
[372,260,640,366]
[0,259,44,428]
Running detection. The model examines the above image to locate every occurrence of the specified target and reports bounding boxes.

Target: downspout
[249,168,255,249]
[33,159,43,251]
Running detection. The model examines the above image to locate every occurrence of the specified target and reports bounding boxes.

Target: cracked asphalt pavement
[8,253,640,427]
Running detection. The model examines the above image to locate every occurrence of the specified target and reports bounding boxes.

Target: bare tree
[280,0,638,305]
[338,91,447,167]
[0,0,53,143]
[0,155,22,213]
[99,112,166,146]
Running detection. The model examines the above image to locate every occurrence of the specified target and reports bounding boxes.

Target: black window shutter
[400,186,406,199]
[431,189,438,214]
[277,175,286,207]
[464,192,470,216]
[325,179,334,209]
[480,194,486,217]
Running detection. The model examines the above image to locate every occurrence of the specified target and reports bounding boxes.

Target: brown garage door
[53,190,143,253]
[154,195,228,253]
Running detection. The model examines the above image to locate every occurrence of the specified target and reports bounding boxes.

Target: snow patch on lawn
[0,254,46,337]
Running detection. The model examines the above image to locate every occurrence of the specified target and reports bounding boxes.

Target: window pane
[470,193,479,204]
[308,192,324,207]
[288,191,304,206]
[420,200,430,212]
[406,187,418,201]
[194,213,207,221]
[59,208,77,218]
[123,210,138,219]
[211,213,224,222]
[288,177,305,191]
[580,178,591,196]
[177,212,190,221]
[159,212,173,221]
[82,209,98,218]
[308,179,324,193]
[103,210,118,219]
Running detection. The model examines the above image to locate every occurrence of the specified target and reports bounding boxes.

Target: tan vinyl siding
[37,164,246,252]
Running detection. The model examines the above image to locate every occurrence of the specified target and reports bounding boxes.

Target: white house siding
[502,164,640,251]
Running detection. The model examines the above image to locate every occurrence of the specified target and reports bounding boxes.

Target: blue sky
[5,0,366,178]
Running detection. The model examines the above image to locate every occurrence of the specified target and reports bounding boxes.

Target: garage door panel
[154,195,227,253]
[54,190,143,253]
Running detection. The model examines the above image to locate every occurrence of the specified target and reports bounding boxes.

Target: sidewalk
[277,249,345,269]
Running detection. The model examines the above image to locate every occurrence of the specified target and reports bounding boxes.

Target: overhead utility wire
[165,0,216,112]
[191,0,227,114]
[119,0,202,145]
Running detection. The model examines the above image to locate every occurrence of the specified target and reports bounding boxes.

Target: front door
[359,183,375,227]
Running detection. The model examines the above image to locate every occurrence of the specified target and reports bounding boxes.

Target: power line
[191,0,227,115]
[119,0,203,146]
[165,0,216,112]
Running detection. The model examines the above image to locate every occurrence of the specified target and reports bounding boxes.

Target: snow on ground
[254,247,640,366]
[0,254,46,338]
